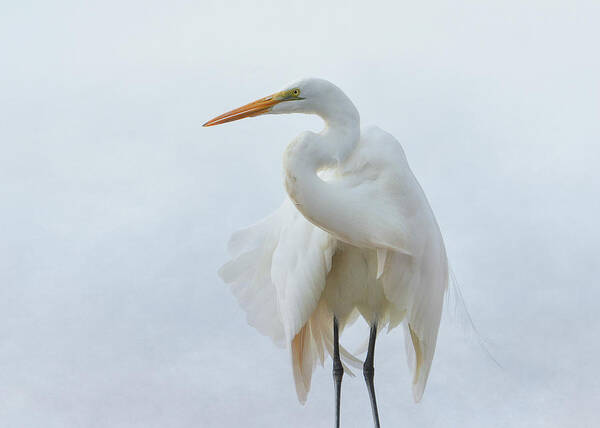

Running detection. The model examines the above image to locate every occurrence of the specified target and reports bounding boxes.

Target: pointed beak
[203,93,283,127]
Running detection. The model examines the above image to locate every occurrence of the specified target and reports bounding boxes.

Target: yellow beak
[203,94,283,127]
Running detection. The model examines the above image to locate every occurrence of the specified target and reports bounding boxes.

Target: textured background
[1,1,599,427]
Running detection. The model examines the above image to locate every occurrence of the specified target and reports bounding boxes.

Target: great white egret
[204,78,448,428]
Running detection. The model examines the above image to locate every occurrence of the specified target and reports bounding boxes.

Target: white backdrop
[1,1,599,427]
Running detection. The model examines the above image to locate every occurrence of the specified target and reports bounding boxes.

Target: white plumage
[206,77,448,413]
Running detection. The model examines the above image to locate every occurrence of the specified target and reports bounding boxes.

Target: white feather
[285,124,449,401]
[215,78,449,404]
[219,199,363,402]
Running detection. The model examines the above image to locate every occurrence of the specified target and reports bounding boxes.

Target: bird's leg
[364,322,381,428]
[333,317,343,428]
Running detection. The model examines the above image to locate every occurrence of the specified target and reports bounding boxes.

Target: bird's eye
[292,88,300,97]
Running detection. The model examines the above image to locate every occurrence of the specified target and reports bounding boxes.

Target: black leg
[364,322,381,428]
[333,317,343,428]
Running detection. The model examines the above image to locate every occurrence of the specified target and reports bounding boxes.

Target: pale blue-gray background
[1,1,599,427]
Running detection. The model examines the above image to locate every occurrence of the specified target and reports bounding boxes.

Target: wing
[382,235,447,402]
[313,126,449,401]
[219,198,360,402]
[218,204,288,347]
[291,126,420,255]
[219,198,333,345]
[272,202,363,403]
[354,126,449,402]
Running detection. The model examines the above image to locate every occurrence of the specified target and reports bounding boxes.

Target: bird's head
[203,78,351,127]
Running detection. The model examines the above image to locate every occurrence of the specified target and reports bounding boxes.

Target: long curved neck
[320,109,361,164]
[283,97,360,231]
[285,95,360,168]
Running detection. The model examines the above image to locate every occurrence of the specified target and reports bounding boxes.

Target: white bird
[204,78,448,428]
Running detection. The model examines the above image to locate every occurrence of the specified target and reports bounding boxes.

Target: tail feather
[291,300,362,404]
